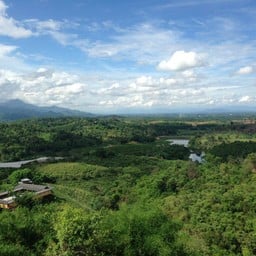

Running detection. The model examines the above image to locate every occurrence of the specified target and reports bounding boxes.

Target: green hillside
[0,116,256,255]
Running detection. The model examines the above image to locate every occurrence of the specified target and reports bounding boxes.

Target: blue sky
[0,0,255,113]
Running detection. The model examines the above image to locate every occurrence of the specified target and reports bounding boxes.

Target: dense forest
[0,115,256,255]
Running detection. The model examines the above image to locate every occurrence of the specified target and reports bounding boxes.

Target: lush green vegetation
[0,115,256,255]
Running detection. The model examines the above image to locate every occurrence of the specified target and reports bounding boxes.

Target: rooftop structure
[0,179,52,209]
[19,178,33,184]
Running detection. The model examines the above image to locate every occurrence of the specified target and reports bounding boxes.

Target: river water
[167,139,190,147]
[167,139,204,163]
[0,157,63,168]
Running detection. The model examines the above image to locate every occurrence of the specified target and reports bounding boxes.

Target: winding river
[0,157,63,168]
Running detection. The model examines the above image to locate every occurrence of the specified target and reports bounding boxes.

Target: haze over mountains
[0,99,255,121]
[0,99,94,121]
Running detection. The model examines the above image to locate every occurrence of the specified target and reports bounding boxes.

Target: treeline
[0,117,192,161]
[209,141,256,161]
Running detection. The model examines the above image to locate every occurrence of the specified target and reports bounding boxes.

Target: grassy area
[37,162,109,181]
[52,184,92,210]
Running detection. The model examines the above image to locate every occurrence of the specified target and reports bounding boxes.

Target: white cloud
[78,23,179,64]
[158,0,236,9]
[159,77,177,86]
[136,76,154,86]
[181,70,198,82]
[51,72,78,86]
[236,66,254,75]
[49,31,78,46]
[0,67,89,107]
[0,0,7,14]
[99,94,155,108]
[0,44,32,71]
[24,18,79,46]
[0,0,32,38]
[239,95,253,103]
[0,69,22,100]
[0,69,20,85]
[157,50,205,71]
[37,67,48,73]
[0,64,254,113]
[90,71,241,111]
[36,19,62,31]
[45,83,85,95]
[0,44,17,56]
[95,83,123,96]
[182,70,195,78]
[91,73,211,110]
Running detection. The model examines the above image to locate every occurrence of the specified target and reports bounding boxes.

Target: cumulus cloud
[181,70,198,82]
[159,77,177,86]
[236,66,254,75]
[0,69,21,100]
[0,68,88,107]
[91,71,211,110]
[94,83,124,96]
[45,83,85,96]
[36,67,48,73]
[0,0,32,38]
[136,76,155,86]
[182,70,195,78]
[157,50,205,71]
[99,94,156,108]
[0,64,254,112]
[91,72,210,110]
[239,95,253,103]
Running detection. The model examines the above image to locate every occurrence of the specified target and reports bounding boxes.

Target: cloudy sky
[0,0,255,113]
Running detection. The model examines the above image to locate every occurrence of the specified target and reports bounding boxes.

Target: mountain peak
[3,99,32,107]
[0,99,94,121]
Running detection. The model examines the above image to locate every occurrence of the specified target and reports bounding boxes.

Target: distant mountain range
[0,99,94,121]
[0,99,255,121]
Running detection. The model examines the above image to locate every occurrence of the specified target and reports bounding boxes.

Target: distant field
[194,131,256,150]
